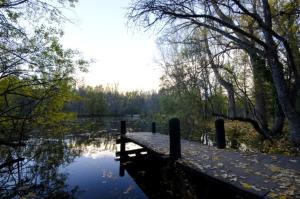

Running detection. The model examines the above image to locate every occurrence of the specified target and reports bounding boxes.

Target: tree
[128,0,300,146]
[0,0,88,144]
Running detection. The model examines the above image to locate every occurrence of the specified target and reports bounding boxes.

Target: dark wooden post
[169,118,181,160]
[215,119,226,149]
[119,160,125,177]
[121,121,126,135]
[120,121,126,157]
[152,122,156,133]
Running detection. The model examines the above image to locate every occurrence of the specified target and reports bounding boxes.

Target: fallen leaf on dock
[268,192,278,198]
[221,173,228,178]
[288,159,297,163]
[278,195,287,199]
[217,163,223,167]
[254,171,261,176]
[212,156,219,161]
[251,186,262,191]
[229,177,237,182]
[240,182,252,189]
[265,164,281,172]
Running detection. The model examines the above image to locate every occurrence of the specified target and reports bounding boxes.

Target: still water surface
[1,132,244,199]
[62,135,147,199]
[0,133,149,199]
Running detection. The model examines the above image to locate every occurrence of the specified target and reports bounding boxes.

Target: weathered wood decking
[123,132,300,199]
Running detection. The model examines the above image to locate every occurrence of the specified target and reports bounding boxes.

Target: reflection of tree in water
[0,133,117,199]
[0,138,83,199]
[67,133,117,153]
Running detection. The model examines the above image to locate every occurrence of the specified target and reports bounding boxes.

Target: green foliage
[82,86,107,115]
[0,0,89,140]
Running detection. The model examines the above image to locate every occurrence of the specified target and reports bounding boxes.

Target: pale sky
[61,0,161,91]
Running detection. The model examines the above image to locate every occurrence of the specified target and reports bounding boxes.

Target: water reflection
[0,133,146,199]
[0,138,82,199]
[1,131,248,199]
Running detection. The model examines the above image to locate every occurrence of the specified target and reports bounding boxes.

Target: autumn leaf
[240,182,252,189]
[279,195,287,199]
[217,163,223,167]
[212,156,220,161]
[268,192,278,198]
[265,164,281,172]
[288,159,297,163]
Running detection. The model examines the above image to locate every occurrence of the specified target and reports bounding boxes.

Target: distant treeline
[63,84,228,137]
[64,85,160,116]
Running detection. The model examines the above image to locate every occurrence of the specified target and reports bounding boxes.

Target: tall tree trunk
[249,53,268,130]
[226,84,236,118]
[271,105,285,135]
[243,97,250,118]
[250,53,285,136]
[262,0,300,145]
[267,54,300,145]
[270,86,285,135]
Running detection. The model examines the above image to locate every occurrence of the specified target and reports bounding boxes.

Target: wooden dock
[118,122,300,199]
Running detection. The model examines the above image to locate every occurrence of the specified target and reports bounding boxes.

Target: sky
[61,1,161,92]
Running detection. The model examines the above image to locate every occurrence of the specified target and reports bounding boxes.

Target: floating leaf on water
[123,185,133,194]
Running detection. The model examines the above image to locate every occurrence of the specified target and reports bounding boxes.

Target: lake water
[61,135,147,199]
[0,132,244,199]
[0,133,147,199]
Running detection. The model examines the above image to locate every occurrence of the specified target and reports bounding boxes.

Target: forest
[0,0,300,154]
[1,1,300,199]
[126,0,300,154]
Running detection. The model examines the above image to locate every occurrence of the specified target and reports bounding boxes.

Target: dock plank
[124,132,300,199]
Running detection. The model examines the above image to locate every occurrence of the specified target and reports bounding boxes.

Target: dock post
[120,121,126,157]
[215,119,226,149]
[121,121,126,135]
[169,118,181,160]
[119,121,127,177]
[152,122,156,133]
[119,160,125,177]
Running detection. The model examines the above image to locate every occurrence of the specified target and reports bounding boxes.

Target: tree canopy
[0,0,88,143]
[128,0,300,146]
